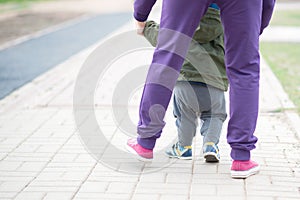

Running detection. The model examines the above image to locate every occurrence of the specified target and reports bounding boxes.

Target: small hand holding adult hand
[136,21,146,36]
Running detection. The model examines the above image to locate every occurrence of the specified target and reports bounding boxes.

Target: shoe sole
[124,144,153,163]
[165,153,192,160]
[164,151,192,160]
[231,166,260,179]
[203,152,219,163]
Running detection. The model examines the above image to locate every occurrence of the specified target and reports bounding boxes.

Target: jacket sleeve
[193,8,223,43]
[261,0,276,34]
[143,20,160,47]
[134,0,157,22]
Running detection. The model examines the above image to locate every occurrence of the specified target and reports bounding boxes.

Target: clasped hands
[135,20,146,36]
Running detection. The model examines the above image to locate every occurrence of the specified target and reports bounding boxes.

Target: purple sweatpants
[134,0,275,160]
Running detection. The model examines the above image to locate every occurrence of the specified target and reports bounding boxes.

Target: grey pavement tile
[106,182,136,194]
[74,193,131,199]
[160,194,189,200]
[43,192,75,200]
[0,161,23,171]
[23,185,79,193]
[0,181,29,192]
[245,190,300,198]
[76,181,108,193]
[216,184,245,196]
[245,175,272,185]
[0,192,18,198]
[166,173,191,184]
[29,181,82,187]
[190,196,246,200]
[246,197,274,200]
[131,194,160,200]
[17,162,47,172]
[15,192,46,200]
[246,184,299,193]
[192,173,244,185]
[190,184,217,195]
[135,183,189,195]
[139,172,166,183]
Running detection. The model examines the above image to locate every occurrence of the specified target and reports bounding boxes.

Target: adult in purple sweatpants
[126,0,275,178]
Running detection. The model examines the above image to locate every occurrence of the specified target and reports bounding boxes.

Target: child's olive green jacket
[143,7,228,91]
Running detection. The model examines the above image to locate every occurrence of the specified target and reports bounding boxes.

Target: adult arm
[134,0,157,22]
[261,0,276,34]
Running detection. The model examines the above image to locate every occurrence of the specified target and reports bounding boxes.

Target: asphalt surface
[0,12,131,100]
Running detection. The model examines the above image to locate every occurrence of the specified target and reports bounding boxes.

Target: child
[142,4,228,162]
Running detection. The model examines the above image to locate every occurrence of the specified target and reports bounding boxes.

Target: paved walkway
[0,4,300,200]
[261,26,300,42]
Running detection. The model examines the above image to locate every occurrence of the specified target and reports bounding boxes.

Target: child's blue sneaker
[165,142,192,160]
[203,142,220,162]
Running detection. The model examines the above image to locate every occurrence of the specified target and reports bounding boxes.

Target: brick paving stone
[245,190,300,198]
[135,183,189,195]
[15,192,46,200]
[160,194,189,200]
[217,184,245,196]
[131,194,160,200]
[106,182,136,194]
[193,162,218,174]
[166,173,191,184]
[0,192,18,198]
[259,169,294,177]
[0,161,23,171]
[4,152,54,162]
[247,184,299,193]
[0,181,29,192]
[74,193,131,199]
[192,174,244,185]
[190,184,216,195]
[0,173,36,182]
[17,162,47,172]
[246,197,274,200]
[139,173,166,183]
[76,181,108,193]
[271,180,300,187]
[43,192,75,200]
[245,175,272,186]
[190,196,246,200]
[24,185,78,192]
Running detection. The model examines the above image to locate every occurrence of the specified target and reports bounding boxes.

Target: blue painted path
[0,13,131,99]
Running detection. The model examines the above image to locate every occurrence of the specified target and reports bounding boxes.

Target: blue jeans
[173,82,227,147]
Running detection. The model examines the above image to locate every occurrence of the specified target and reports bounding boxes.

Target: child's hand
[136,21,146,36]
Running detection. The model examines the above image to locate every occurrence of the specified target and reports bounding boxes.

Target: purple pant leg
[215,0,264,160]
[137,0,212,149]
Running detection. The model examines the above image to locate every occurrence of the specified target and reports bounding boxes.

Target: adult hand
[136,21,146,36]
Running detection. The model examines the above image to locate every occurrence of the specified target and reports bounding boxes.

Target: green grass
[270,10,300,26]
[0,0,51,12]
[0,0,40,3]
[260,42,300,113]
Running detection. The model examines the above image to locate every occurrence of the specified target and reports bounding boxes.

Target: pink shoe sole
[125,143,153,163]
[231,165,260,178]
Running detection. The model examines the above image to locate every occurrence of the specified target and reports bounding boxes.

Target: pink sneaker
[231,160,260,178]
[125,138,153,162]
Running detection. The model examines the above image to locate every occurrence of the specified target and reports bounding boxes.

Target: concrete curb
[260,56,300,138]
